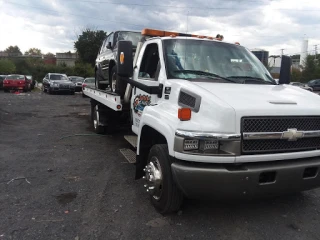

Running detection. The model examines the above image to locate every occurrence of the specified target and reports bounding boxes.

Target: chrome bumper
[171,157,320,199]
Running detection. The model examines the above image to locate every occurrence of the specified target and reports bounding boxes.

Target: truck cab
[85,28,320,214]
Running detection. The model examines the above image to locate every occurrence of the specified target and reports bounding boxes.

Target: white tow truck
[83,28,320,213]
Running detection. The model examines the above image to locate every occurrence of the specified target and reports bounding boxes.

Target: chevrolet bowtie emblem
[281,128,304,141]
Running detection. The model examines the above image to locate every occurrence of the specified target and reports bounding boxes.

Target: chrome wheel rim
[144,157,163,200]
[111,72,117,92]
[93,105,99,129]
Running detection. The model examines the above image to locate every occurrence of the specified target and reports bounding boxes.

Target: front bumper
[51,87,75,92]
[171,157,320,199]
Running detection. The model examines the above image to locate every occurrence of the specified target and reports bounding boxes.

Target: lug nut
[144,184,147,188]
[146,189,149,192]
[149,186,155,190]
[142,176,146,179]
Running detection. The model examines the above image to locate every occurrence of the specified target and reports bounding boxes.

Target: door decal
[133,94,151,116]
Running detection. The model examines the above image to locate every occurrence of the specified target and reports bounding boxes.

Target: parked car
[307,79,320,91]
[3,75,31,92]
[81,77,95,97]
[95,31,141,93]
[0,75,7,89]
[68,76,84,92]
[26,75,36,90]
[42,73,75,94]
[290,82,313,91]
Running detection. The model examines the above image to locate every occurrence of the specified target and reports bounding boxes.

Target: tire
[110,66,126,97]
[48,87,52,94]
[144,144,183,214]
[4,89,9,93]
[91,103,105,134]
[70,91,75,95]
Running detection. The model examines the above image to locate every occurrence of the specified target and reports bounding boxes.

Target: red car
[3,75,31,92]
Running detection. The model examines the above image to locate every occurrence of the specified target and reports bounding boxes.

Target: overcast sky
[0,0,319,55]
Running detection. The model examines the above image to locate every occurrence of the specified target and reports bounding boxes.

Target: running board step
[119,148,136,163]
[124,135,137,148]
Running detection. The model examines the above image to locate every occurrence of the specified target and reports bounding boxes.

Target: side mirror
[279,55,292,85]
[107,42,112,49]
[117,40,133,78]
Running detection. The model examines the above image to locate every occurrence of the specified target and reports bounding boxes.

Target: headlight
[176,130,241,156]
[183,139,199,150]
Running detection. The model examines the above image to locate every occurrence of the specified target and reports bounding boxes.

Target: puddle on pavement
[55,192,77,205]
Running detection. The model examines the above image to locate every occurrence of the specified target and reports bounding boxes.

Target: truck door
[131,41,162,134]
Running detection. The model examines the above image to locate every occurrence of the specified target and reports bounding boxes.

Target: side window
[138,43,160,80]
[45,74,48,79]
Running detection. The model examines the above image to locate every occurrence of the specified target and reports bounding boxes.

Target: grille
[242,117,320,132]
[242,116,320,154]
[243,138,320,153]
[179,91,196,108]
[60,85,69,89]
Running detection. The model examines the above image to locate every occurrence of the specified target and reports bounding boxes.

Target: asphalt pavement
[1,90,320,240]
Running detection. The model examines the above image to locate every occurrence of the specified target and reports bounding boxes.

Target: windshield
[5,75,25,80]
[163,39,275,84]
[84,78,95,83]
[50,74,68,80]
[69,77,84,82]
[115,31,141,48]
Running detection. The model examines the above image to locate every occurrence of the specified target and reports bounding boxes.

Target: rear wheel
[110,66,126,97]
[91,102,105,134]
[144,144,183,214]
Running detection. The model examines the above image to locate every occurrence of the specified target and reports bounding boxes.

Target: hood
[191,82,320,117]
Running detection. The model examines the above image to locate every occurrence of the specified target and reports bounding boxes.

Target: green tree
[0,59,16,74]
[291,67,302,82]
[4,45,22,56]
[74,29,107,65]
[301,55,320,82]
[24,48,42,56]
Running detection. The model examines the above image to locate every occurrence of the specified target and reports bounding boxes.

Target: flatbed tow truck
[83,28,320,213]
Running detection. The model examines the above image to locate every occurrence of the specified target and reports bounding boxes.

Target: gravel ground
[1,90,320,240]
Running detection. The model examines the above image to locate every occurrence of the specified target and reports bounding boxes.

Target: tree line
[0,29,107,82]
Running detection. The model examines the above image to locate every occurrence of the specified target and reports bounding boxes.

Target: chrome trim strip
[175,130,241,140]
[243,130,320,140]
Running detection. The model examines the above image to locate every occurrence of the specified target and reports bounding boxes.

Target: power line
[61,0,320,11]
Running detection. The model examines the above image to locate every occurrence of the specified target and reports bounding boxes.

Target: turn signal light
[178,108,191,121]
[120,52,125,64]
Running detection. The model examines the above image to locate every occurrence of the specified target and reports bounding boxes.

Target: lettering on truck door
[131,41,162,130]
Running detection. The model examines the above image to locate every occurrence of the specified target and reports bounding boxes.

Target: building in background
[56,52,78,67]
[251,49,269,66]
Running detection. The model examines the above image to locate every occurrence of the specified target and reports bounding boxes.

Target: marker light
[178,108,191,121]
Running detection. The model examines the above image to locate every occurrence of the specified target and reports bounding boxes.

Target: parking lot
[1,90,320,240]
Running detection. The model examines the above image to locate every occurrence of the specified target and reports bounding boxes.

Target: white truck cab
[84,28,320,213]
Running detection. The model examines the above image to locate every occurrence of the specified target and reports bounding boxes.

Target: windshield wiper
[174,70,237,83]
[226,76,275,85]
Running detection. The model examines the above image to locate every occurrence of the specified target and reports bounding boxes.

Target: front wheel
[144,144,183,214]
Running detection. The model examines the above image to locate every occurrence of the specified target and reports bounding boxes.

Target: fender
[137,107,176,156]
